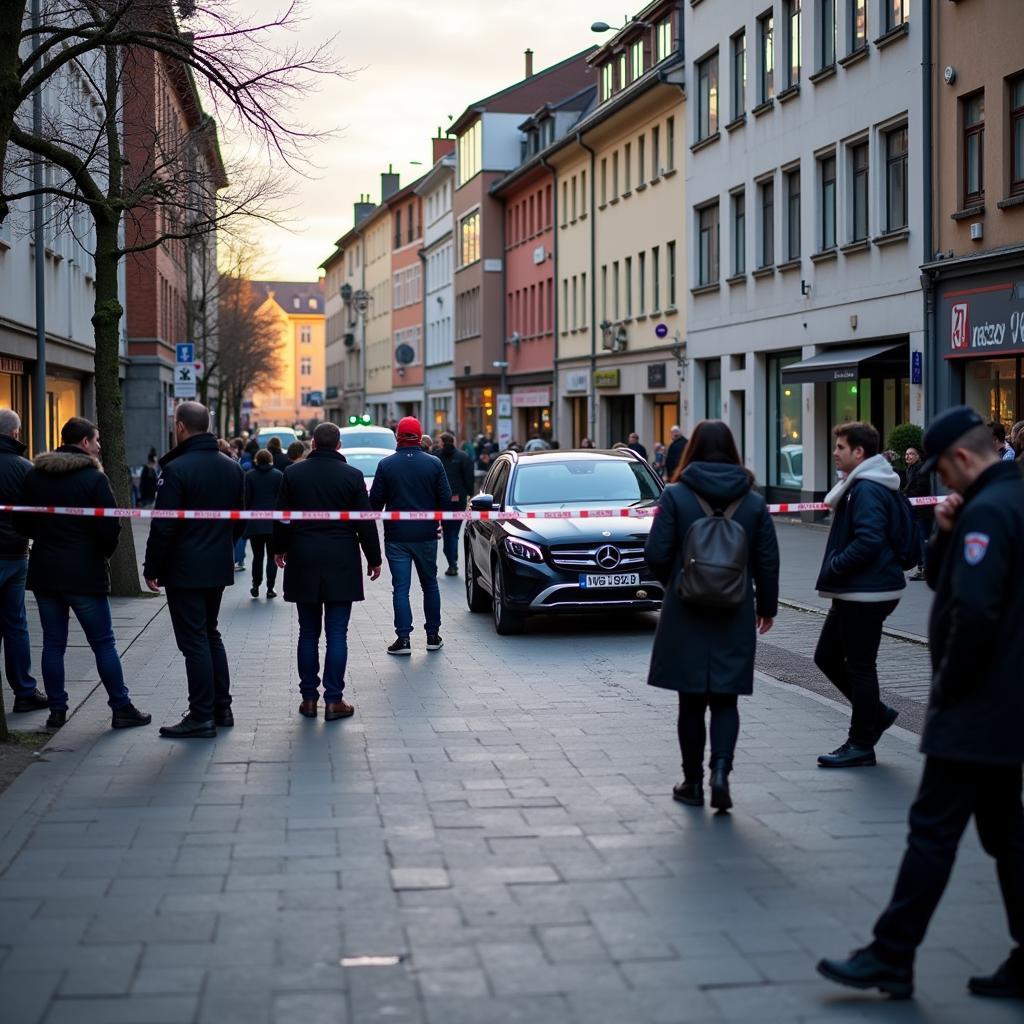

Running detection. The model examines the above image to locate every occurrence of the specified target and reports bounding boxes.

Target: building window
[885,125,908,231]
[612,260,620,319]
[631,39,644,81]
[571,175,578,220]
[820,153,837,249]
[652,125,661,176]
[1012,75,1024,196]
[638,251,646,313]
[732,190,746,275]
[732,31,747,120]
[785,0,801,88]
[459,210,480,265]
[601,62,614,101]
[657,17,673,61]
[785,168,801,260]
[885,0,907,32]
[851,140,869,241]
[457,120,481,187]
[652,246,661,312]
[705,360,722,419]
[618,53,628,91]
[601,265,608,320]
[697,51,719,141]
[759,179,775,267]
[300,325,312,344]
[624,143,632,192]
[612,150,620,198]
[819,0,836,67]
[849,0,867,53]
[963,92,985,205]
[580,272,587,328]
[667,241,677,306]
[698,202,720,286]
[625,256,633,317]
[666,117,675,170]
[638,133,646,183]
[300,357,312,377]
[758,11,775,103]
[600,158,607,205]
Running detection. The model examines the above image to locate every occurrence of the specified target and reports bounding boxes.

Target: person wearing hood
[244,449,284,599]
[143,402,245,739]
[813,421,906,768]
[645,420,779,812]
[14,417,150,731]
[437,431,475,576]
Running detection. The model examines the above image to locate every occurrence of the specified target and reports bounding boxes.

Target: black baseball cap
[921,405,986,473]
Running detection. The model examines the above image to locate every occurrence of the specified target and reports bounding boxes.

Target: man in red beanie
[369,417,452,654]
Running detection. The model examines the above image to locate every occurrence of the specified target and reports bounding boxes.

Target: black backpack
[676,490,750,609]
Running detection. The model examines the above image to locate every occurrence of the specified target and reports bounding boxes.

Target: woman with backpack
[645,420,779,812]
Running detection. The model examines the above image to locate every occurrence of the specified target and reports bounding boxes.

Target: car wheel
[492,558,525,636]
[465,541,491,613]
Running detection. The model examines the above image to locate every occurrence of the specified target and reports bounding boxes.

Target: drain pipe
[540,153,560,442]
[575,130,598,444]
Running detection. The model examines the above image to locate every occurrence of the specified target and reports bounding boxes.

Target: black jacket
[0,434,33,559]
[814,480,907,597]
[15,447,121,595]
[369,446,452,542]
[437,444,475,509]
[922,461,1024,764]
[244,464,284,537]
[646,463,779,695]
[628,442,649,461]
[139,463,158,503]
[270,449,290,473]
[902,462,934,523]
[142,433,245,589]
[272,447,382,604]
[664,436,688,481]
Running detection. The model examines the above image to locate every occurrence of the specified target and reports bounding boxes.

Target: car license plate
[580,572,641,589]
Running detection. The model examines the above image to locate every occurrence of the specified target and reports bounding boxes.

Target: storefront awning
[781,342,908,385]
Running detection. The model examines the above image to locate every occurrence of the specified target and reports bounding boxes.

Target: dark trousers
[0,557,36,696]
[872,757,1024,967]
[166,587,230,720]
[296,601,352,704]
[441,521,462,569]
[678,692,740,781]
[249,536,277,590]
[814,598,899,747]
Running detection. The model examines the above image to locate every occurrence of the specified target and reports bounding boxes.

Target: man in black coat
[819,406,1024,1001]
[244,449,283,599]
[272,422,382,720]
[143,402,244,738]
[664,425,688,482]
[436,431,474,577]
[0,409,45,713]
[15,417,150,731]
[626,432,648,460]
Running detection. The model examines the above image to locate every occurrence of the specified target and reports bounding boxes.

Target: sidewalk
[0,561,1015,1023]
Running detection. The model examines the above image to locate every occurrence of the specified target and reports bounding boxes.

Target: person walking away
[239,438,259,472]
[266,436,290,473]
[902,446,932,581]
[139,448,159,508]
[370,417,451,655]
[0,410,44,714]
[143,402,245,738]
[664,425,689,482]
[437,431,474,577]
[818,405,1024,1001]
[627,432,648,460]
[645,420,778,812]
[286,441,306,465]
[14,418,150,730]
[813,422,910,768]
[244,449,283,599]
[272,422,382,719]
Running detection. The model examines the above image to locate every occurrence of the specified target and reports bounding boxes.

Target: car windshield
[340,429,396,450]
[345,452,389,478]
[510,459,661,507]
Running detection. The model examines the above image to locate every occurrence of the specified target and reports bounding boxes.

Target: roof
[517,83,597,132]
[414,153,456,197]
[252,280,325,315]
[589,0,680,65]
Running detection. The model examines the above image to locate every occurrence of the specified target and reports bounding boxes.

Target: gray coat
[645,463,779,695]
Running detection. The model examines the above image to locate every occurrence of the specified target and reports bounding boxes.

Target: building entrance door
[604,396,634,447]
[653,396,679,448]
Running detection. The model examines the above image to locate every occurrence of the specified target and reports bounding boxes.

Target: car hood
[502,510,654,544]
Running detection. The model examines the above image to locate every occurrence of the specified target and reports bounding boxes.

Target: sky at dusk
[234,0,607,281]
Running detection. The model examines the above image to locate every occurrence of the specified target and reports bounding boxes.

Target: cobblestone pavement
[0,535,1015,1024]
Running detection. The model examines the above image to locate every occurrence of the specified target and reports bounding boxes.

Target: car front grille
[548,540,648,573]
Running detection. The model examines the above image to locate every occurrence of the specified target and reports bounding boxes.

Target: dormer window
[600,63,614,102]
[618,53,628,90]
[631,39,644,81]
[293,297,300,310]
[657,17,673,61]
[308,298,317,310]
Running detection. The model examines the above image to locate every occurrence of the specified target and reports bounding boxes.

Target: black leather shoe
[672,782,704,806]
[969,949,1024,998]
[710,761,733,812]
[250,586,259,599]
[445,565,459,577]
[426,634,443,651]
[159,714,216,739]
[46,709,67,729]
[872,705,899,746]
[111,703,152,729]
[266,589,277,599]
[388,637,411,656]
[818,741,877,768]
[214,707,234,727]
[817,947,914,999]
[12,689,49,713]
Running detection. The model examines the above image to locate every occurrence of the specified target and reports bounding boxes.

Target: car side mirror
[470,493,494,512]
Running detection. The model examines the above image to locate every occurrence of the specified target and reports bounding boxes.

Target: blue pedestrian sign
[176,343,195,364]
[655,323,669,339]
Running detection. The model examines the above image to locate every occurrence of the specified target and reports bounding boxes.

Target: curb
[778,598,929,646]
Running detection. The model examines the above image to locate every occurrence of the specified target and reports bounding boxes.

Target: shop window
[965,358,1019,425]
[768,353,802,490]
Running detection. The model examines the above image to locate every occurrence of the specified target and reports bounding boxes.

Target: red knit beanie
[396,416,423,448]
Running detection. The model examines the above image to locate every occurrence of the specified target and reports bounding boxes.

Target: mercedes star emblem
[595,545,621,570]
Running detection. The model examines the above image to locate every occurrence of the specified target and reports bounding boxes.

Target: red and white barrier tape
[0,496,944,521]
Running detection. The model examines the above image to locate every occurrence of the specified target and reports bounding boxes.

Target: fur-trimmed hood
[33,446,102,475]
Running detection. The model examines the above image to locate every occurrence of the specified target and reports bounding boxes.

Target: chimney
[524,48,534,78]
[432,135,456,164]
[354,194,375,227]
[380,165,400,202]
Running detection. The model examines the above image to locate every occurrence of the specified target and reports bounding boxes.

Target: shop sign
[0,358,24,374]
[941,275,1024,358]
[512,388,551,408]
[594,369,620,389]
[647,363,667,389]
[497,393,512,418]
[565,370,589,392]
[911,352,922,386]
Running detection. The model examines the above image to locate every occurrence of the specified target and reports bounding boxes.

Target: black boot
[46,709,67,729]
[969,948,1024,998]
[159,714,216,739]
[710,759,733,812]
[12,689,49,713]
[817,947,914,999]
[111,703,152,729]
[672,780,704,806]
[214,706,234,727]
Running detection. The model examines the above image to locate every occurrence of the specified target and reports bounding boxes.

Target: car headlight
[503,536,545,564]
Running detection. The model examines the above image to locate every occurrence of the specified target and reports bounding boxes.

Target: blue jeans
[233,536,247,565]
[35,593,130,712]
[385,540,441,637]
[441,522,462,569]
[0,558,37,696]
[296,602,352,703]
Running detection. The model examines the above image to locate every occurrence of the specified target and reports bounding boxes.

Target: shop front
[511,385,552,445]
[457,382,498,443]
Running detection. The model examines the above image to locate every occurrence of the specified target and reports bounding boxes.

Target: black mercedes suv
[463,448,665,635]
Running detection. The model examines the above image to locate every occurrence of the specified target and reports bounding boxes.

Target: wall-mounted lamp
[801,279,812,297]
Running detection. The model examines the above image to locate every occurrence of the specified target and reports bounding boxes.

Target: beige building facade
[362,203,394,423]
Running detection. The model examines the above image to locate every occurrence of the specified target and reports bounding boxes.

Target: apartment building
[389,186,426,422]
[924,0,1024,424]
[685,0,926,501]
[362,172,400,425]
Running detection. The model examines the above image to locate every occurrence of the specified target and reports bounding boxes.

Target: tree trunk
[93,214,140,597]
[0,2,29,230]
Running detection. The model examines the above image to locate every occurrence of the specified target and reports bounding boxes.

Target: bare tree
[0,1,341,594]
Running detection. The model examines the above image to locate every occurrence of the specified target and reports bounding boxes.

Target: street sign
[175,343,194,364]
[174,361,198,398]
[911,351,922,385]
[498,419,513,450]
[497,394,512,418]
[655,323,669,339]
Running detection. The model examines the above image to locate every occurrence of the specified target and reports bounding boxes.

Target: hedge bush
[886,423,925,469]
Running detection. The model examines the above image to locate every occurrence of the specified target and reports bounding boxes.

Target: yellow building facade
[362,207,393,422]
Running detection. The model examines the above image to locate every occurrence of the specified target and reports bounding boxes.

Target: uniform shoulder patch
[156,477,164,487]
[963,531,990,566]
